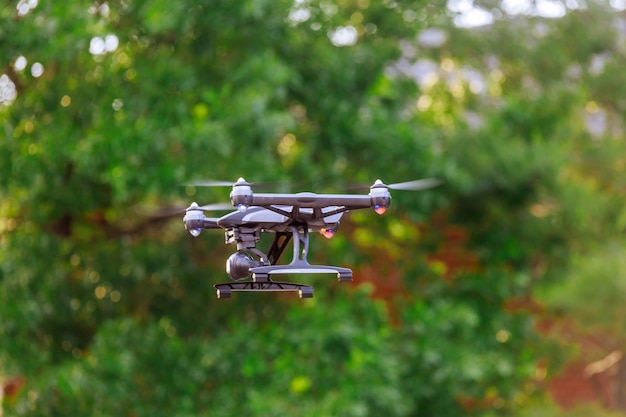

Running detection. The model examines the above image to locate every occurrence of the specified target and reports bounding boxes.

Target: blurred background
[2,0,626,415]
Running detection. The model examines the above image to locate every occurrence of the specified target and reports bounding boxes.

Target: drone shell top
[216,206,343,233]
[217,207,289,229]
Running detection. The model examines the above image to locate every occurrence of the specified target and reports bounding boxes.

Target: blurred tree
[422,3,626,413]
[2,0,626,416]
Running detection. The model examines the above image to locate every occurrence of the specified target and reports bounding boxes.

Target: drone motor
[230,177,253,211]
[369,179,392,215]
[182,202,206,237]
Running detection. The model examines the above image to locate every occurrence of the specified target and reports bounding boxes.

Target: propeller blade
[139,202,233,218]
[347,178,443,191]
[135,206,187,217]
[387,178,443,190]
[182,180,234,187]
[182,179,295,190]
[195,203,234,211]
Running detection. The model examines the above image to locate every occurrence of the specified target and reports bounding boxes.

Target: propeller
[139,202,234,218]
[386,178,443,190]
[348,178,443,191]
[182,180,234,187]
[181,178,296,190]
[192,202,235,211]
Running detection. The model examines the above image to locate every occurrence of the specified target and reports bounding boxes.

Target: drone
[182,177,440,299]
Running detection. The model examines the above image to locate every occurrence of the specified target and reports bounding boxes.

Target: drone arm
[250,193,373,209]
[202,218,221,229]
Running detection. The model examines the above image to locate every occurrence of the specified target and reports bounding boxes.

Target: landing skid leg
[248,226,353,282]
[250,263,352,282]
[214,281,314,298]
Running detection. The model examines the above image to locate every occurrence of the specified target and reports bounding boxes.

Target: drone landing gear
[252,225,353,281]
[215,226,352,298]
[214,281,314,299]
[250,264,352,282]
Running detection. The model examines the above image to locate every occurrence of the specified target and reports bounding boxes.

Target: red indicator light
[374,205,387,215]
[320,228,335,239]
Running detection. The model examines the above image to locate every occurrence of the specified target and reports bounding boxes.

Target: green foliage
[14,288,406,417]
[2,0,626,416]
[540,240,626,336]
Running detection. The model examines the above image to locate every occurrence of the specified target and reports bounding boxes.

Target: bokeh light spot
[124,68,137,81]
[31,62,44,77]
[0,74,17,106]
[60,95,71,107]
[24,120,34,133]
[14,56,27,71]
[417,95,432,111]
[496,329,511,343]
[112,98,124,111]
[88,271,101,283]
[278,133,296,155]
[16,0,38,16]
[329,26,358,47]
[94,286,107,299]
